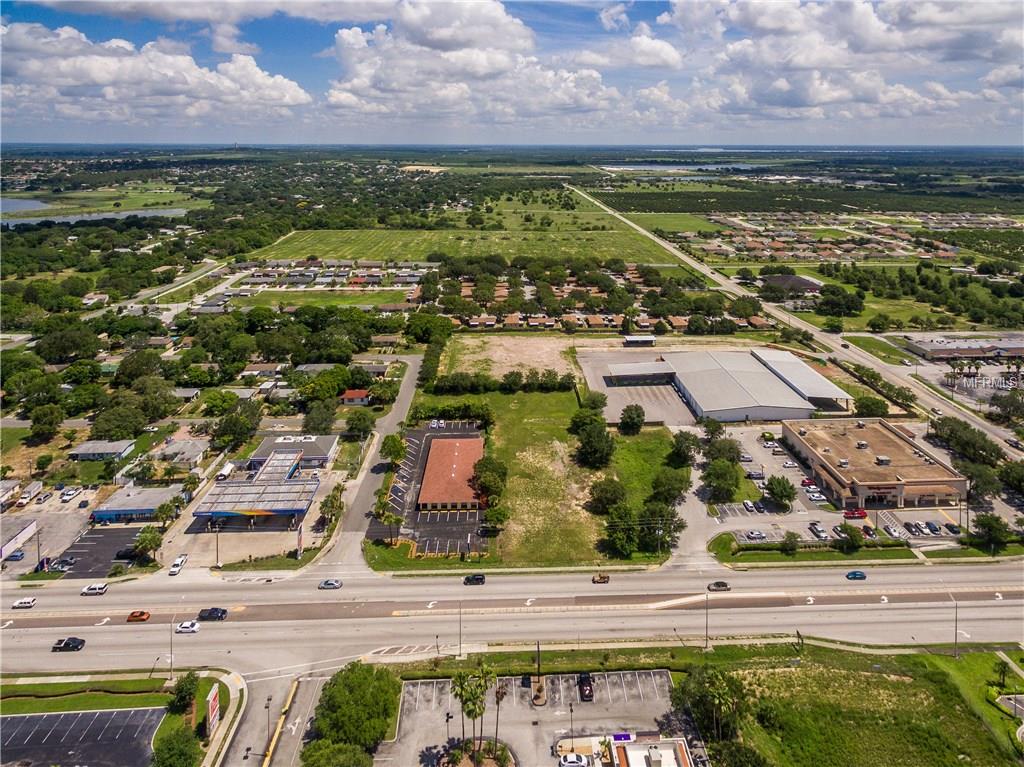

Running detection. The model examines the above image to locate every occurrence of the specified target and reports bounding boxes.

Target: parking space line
[96,711,117,740]
[649,670,659,699]
[80,711,101,742]
[23,715,47,744]
[3,717,25,745]
[635,672,644,702]
[619,672,628,702]
[133,711,152,739]
[62,712,83,742]
[41,713,64,743]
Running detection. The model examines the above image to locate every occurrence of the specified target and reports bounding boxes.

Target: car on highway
[12,597,36,609]
[577,672,594,702]
[463,574,486,586]
[930,407,943,416]
[4,549,25,562]
[746,530,767,541]
[944,523,962,535]
[80,583,108,596]
[1006,438,1023,450]
[782,461,798,468]
[318,579,342,590]
[197,608,228,621]
[841,342,850,349]
[591,573,610,584]
[707,581,731,592]
[845,570,867,581]
[843,508,867,519]
[52,637,86,652]
[808,493,827,503]
[558,754,589,767]
[175,621,200,634]
[127,611,151,622]
[862,525,878,540]
[168,555,188,576]
[925,521,942,535]
[743,500,756,513]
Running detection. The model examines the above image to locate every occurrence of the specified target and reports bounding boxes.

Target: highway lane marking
[426,601,437,609]
[94,617,110,626]
[1,621,12,629]
[880,596,889,603]
[525,598,535,606]
[806,597,815,605]
[996,593,1003,600]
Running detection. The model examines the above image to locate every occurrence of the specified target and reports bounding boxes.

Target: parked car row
[903,520,960,537]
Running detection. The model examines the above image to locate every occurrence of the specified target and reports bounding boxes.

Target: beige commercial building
[782,419,967,509]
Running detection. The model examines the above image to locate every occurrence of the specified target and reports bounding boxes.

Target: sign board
[206,684,220,737]
[612,732,632,742]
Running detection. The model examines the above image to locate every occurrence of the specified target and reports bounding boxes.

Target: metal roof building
[94,484,183,522]
[752,348,852,403]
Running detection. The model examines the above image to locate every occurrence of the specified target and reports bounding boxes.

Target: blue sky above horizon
[2,1,1022,145]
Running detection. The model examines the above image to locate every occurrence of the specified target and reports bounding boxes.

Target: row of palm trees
[449,665,511,766]
[944,357,1024,390]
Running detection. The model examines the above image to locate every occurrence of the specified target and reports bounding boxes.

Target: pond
[0,197,51,213]
[3,208,188,225]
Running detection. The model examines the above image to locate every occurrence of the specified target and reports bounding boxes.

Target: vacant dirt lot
[443,334,631,377]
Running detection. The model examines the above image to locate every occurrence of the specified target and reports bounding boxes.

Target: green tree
[587,477,627,515]
[649,467,692,505]
[854,395,888,417]
[303,400,337,434]
[833,523,864,553]
[968,512,1014,552]
[133,526,163,560]
[482,505,511,530]
[704,459,739,502]
[151,722,202,767]
[780,530,801,555]
[113,349,163,387]
[154,503,176,531]
[957,461,1003,503]
[579,391,607,411]
[300,741,372,767]
[380,434,407,467]
[823,317,844,333]
[638,500,686,553]
[29,403,64,442]
[368,378,400,404]
[378,510,404,545]
[182,473,200,495]
[704,438,742,464]
[170,670,199,713]
[90,405,147,440]
[606,503,639,558]
[313,662,400,751]
[618,404,645,435]
[671,665,748,741]
[569,407,605,435]
[35,453,54,473]
[576,421,615,468]
[669,431,701,467]
[700,417,725,442]
[867,313,891,333]
[993,659,1010,688]
[346,410,376,440]
[765,476,797,511]
[712,742,769,767]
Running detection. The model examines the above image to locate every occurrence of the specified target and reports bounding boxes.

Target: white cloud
[0,22,311,126]
[599,3,630,31]
[982,64,1024,89]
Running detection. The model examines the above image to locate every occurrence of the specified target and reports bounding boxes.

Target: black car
[463,574,486,586]
[944,522,962,535]
[753,501,766,513]
[197,608,228,621]
[52,637,86,652]
[115,548,137,561]
[861,525,877,540]
[903,522,919,536]
[577,672,594,702]
[707,581,731,592]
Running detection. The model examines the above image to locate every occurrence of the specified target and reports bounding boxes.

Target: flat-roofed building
[68,440,135,461]
[416,437,484,510]
[904,334,1024,360]
[94,484,183,522]
[249,435,339,469]
[782,418,967,509]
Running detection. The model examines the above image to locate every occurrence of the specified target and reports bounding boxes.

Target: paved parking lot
[379,670,676,766]
[368,421,487,557]
[59,525,142,579]
[0,707,164,767]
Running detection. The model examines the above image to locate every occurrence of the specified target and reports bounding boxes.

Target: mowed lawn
[844,334,914,364]
[611,429,677,508]
[231,289,408,308]
[626,213,726,233]
[247,228,679,264]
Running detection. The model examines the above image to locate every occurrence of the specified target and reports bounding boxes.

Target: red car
[843,509,867,520]
[801,478,816,487]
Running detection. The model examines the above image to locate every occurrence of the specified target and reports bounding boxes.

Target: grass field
[795,297,974,332]
[0,426,30,456]
[626,213,727,233]
[844,334,914,364]
[2,183,211,219]
[246,228,680,265]
[610,428,676,508]
[232,289,408,308]
[0,678,170,715]
[801,227,855,240]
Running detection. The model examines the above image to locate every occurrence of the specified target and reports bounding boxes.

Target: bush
[151,722,202,767]
[618,404,645,435]
[170,670,199,714]
[313,662,400,752]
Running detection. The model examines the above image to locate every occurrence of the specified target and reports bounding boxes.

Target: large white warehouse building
[606,349,851,422]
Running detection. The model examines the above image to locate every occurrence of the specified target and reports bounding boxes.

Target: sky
[1,1,1022,146]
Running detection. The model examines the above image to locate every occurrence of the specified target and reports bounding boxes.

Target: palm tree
[154,502,176,531]
[182,473,200,496]
[471,665,496,763]
[492,681,508,758]
[378,511,404,545]
[451,671,471,746]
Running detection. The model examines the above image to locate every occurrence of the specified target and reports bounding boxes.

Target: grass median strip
[708,533,916,564]
[0,679,170,715]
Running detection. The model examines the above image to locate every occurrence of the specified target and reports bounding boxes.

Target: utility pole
[704,593,710,649]
[569,702,575,751]
[265,695,273,752]
[36,531,42,567]
[458,601,463,657]
[953,595,959,660]
[215,524,220,569]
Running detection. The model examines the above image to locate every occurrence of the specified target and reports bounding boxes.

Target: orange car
[127,610,150,623]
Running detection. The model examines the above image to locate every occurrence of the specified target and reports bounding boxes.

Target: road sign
[206,683,220,737]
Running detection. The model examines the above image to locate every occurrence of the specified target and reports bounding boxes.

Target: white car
[175,621,200,634]
[12,597,36,609]
[559,754,590,767]
[763,441,778,448]
[168,555,188,576]
[438,420,446,429]
[60,488,81,503]
[803,485,820,494]
[746,530,767,541]
[782,461,798,468]
[429,419,438,429]
[808,493,827,502]
[742,500,756,512]
[81,583,108,596]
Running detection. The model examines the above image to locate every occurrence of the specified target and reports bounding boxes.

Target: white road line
[79,712,101,742]
[23,714,47,744]
[619,672,628,703]
[636,671,644,702]
[96,711,117,740]
[3,717,26,746]
[41,713,64,743]
[62,712,84,743]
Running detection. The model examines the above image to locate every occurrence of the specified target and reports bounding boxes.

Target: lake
[2,208,188,225]
[0,197,51,213]
[600,163,763,171]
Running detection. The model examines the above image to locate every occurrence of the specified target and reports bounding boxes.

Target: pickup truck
[52,637,86,652]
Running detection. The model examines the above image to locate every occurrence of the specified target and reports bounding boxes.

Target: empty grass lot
[626,213,726,233]
[247,228,679,265]
[610,428,677,509]
[231,289,408,308]
[844,334,914,364]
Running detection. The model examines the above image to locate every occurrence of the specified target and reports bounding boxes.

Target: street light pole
[569,702,574,751]
[952,595,959,660]
[215,525,221,569]
[704,593,710,650]
[265,695,273,752]
[458,601,463,657]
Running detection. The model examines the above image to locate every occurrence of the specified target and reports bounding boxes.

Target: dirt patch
[0,428,88,482]
[445,335,632,377]
[400,165,447,173]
